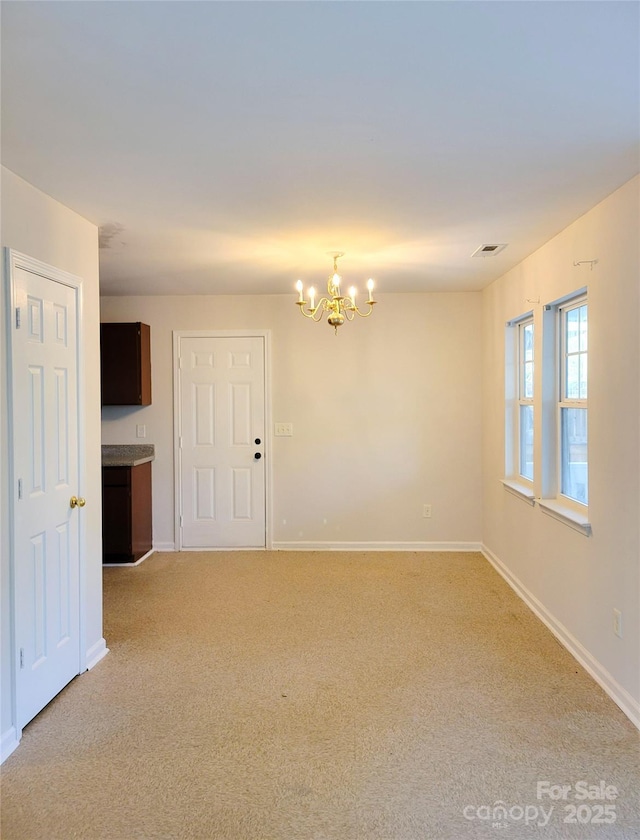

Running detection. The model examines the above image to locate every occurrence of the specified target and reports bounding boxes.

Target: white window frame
[538,289,591,535]
[518,317,535,483]
[558,295,588,507]
[503,312,535,503]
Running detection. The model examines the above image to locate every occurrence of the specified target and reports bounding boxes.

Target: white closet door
[12,265,82,728]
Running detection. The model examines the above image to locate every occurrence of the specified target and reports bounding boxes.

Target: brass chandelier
[295,252,377,333]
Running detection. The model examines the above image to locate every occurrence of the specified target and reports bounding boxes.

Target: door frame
[172,330,272,551]
[5,248,86,739]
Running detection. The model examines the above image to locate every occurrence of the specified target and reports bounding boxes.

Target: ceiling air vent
[471,243,508,257]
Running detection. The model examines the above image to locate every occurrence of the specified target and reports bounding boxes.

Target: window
[559,297,588,505]
[503,289,590,533]
[518,318,534,481]
[503,313,535,501]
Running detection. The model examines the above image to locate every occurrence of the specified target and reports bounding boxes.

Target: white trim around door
[172,330,272,550]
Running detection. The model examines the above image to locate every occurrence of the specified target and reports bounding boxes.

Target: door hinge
[17,479,23,500]
[19,648,24,669]
[15,307,21,329]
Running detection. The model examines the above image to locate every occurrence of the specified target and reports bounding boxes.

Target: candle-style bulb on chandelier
[295,252,377,334]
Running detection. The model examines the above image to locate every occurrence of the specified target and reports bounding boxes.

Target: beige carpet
[1,551,639,839]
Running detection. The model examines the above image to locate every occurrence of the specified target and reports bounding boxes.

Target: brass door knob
[70,496,86,509]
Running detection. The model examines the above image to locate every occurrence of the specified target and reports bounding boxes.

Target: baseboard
[174,545,268,552]
[103,548,155,567]
[1,726,20,764]
[154,541,483,553]
[272,541,483,552]
[85,638,109,671]
[481,544,640,730]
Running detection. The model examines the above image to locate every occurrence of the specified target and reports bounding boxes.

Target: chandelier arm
[344,308,356,321]
[296,302,312,318]
[297,298,333,321]
[351,301,377,318]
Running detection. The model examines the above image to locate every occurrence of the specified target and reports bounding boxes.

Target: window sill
[501,479,535,505]
[538,499,591,536]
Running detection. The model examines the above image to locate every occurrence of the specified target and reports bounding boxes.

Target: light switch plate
[275,423,293,436]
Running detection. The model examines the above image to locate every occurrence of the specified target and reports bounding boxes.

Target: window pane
[566,355,580,398]
[580,354,588,399]
[520,320,534,400]
[566,308,580,354]
[523,360,534,399]
[523,322,534,362]
[519,404,534,481]
[561,408,588,504]
[579,304,588,352]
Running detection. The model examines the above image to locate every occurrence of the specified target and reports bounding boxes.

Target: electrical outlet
[136,424,146,438]
[613,609,623,638]
[275,423,293,436]
[423,504,432,518]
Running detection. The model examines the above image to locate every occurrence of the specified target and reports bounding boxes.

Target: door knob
[254,452,262,460]
[70,496,86,508]
[254,438,261,445]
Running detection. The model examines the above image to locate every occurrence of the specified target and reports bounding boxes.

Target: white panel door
[11,266,81,728]
[178,336,266,547]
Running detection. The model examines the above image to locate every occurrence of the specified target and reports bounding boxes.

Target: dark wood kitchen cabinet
[100,322,151,405]
[102,462,152,563]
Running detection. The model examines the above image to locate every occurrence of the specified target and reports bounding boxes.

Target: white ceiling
[2,1,638,297]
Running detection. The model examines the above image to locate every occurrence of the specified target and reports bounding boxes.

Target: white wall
[1,168,105,755]
[100,292,483,549]
[482,176,640,722]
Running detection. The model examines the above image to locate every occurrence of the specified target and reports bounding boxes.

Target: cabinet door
[102,464,152,563]
[131,461,152,559]
[100,322,151,405]
[138,323,152,405]
[102,483,131,558]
